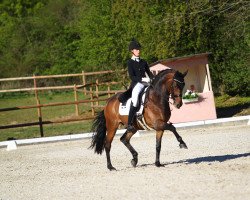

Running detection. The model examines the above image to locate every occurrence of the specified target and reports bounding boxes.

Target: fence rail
[0,70,126,137]
[0,70,115,82]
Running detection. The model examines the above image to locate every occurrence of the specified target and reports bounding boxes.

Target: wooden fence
[0,70,126,137]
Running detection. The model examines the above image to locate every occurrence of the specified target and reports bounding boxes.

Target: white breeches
[131,82,145,107]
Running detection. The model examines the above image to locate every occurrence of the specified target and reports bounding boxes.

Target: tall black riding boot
[127,104,137,132]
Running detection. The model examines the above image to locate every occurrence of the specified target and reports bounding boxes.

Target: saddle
[118,87,153,130]
[118,87,146,116]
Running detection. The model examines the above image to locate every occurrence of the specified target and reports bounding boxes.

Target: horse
[90,69,188,170]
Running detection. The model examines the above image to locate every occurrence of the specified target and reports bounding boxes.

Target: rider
[125,38,154,132]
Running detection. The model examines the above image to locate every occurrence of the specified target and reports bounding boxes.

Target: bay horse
[90,69,188,170]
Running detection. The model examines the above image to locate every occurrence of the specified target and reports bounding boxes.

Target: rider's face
[132,49,140,57]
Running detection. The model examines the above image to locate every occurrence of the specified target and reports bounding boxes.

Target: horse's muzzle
[176,102,183,109]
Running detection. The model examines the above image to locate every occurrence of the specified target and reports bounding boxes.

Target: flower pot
[183,97,199,103]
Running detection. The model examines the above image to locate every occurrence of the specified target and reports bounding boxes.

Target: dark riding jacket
[118,59,154,103]
[127,59,154,88]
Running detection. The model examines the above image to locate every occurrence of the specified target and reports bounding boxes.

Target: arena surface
[1,124,249,200]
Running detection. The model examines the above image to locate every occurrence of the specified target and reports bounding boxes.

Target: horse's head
[170,70,188,109]
[151,69,188,109]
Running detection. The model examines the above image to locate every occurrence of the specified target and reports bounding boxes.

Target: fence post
[95,79,99,106]
[74,84,79,116]
[107,83,111,98]
[33,74,44,137]
[82,71,87,95]
[90,87,95,116]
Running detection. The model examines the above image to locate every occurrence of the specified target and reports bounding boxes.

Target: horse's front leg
[164,123,188,149]
[120,130,138,167]
[155,130,165,167]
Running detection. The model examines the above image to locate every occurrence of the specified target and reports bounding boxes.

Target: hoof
[155,161,165,167]
[131,158,138,167]
[108,165,116,171]
[179,143,188,149]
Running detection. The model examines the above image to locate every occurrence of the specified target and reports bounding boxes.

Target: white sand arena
[0,124,249,200]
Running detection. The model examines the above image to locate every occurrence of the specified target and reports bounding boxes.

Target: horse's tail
[89,110,106,154]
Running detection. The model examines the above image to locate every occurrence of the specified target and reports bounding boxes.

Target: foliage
[0,0,249,96]
[183,93,199,99]
[215,94,250,108]
[215,94,250,117]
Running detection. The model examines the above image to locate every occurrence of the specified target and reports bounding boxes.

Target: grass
[0,91,105,141]
[0,121,92,141]
[0,92,249,141]
[215,95,250,118]
[215,94,250,107]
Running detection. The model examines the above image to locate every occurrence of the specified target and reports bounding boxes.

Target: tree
[0,0,249,95]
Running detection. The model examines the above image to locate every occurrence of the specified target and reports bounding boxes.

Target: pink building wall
[169,92,217,123]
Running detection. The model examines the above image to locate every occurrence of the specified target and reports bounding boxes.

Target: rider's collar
[131,55,140,62]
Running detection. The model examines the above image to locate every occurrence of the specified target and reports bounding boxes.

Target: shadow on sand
[139,152,250,168]
[175,152,250,164]
[216,103,250,118]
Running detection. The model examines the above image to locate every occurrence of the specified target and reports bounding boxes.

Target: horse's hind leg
[105,128,117,171]
[120,130,138,167]
[165,123,188,149]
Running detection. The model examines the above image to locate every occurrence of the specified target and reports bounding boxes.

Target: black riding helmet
[128,38,141,51]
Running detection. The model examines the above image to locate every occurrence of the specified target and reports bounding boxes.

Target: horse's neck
[147,88,170,109]
[144,89,171,121]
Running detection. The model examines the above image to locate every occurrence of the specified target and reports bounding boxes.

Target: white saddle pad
[118,88,147,116]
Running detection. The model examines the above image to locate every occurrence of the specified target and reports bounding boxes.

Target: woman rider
[121,38,154,132]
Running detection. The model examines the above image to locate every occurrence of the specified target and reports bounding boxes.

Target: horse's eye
[174,85,179,89]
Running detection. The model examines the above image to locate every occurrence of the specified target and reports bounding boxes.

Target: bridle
[169,77,185,103]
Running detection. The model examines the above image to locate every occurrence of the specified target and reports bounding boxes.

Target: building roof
[149,52,211,67]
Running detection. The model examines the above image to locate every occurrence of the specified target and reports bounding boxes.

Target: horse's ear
[183,70,188,77]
